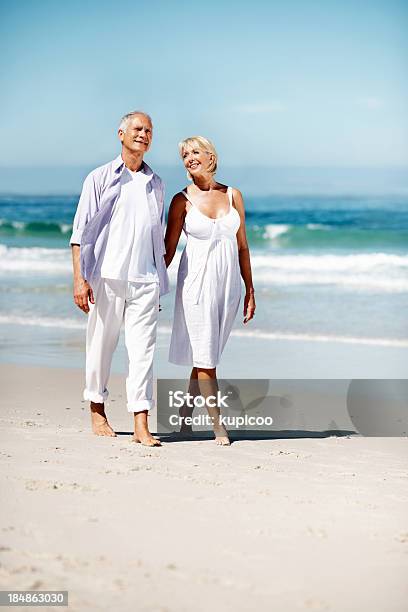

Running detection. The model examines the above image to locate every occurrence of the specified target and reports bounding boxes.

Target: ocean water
[0,193,407,369]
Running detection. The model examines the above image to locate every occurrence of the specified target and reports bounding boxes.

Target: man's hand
[73,277,94,313]
[71,245,94,313]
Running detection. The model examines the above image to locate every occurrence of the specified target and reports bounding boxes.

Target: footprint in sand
[24,479,100,493]
[303,597,330,610]
[396,532,408,543]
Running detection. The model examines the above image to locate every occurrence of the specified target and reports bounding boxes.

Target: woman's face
[181,145,213,177]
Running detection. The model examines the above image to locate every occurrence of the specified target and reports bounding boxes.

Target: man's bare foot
[133,411,161,447]
[213,423,230,446]
[90,402,116,437]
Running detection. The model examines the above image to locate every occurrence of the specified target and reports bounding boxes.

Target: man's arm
[71,245,94,313]
[69,171,100,246]
[69,171,100,313]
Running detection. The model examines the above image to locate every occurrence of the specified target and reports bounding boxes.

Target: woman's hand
[243,290,256,324]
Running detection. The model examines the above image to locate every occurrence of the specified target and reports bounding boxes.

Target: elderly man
[70,111,168,446]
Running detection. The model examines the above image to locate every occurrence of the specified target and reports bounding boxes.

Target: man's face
[119,114,153,154]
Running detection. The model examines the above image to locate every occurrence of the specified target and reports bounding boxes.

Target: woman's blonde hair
[178,136,218,177]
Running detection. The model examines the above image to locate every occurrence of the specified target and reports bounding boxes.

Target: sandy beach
[1,363,407,611]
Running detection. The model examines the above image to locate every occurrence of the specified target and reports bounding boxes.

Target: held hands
[73,277,94,313]
[243,289,256,324]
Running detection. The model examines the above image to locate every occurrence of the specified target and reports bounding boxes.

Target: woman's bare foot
[90,402,116,437]
[132,434,161,446]
[133,411,161,447]
[179,403,193,434]
[213,422,230,446]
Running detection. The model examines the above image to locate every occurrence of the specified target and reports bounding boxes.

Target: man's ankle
[134,411,152,433]
[91,401,105,413]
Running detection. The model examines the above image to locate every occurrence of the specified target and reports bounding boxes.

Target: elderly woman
[164,136,255,445]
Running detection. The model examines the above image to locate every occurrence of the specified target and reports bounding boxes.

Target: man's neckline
[112,155,153,178]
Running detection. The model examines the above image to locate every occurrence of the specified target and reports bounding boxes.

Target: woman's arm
[232,188,256,324]
[164,192,187,268]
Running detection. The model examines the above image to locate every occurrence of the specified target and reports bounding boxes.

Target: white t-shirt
[100,167,159,283]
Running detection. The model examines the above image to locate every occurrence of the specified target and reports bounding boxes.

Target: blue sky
[1,0,407,170]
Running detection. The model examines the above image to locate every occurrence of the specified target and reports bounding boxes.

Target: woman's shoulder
[168,191,190,218]
[224,186,243,208]
[229,186,243,198]
[171,190,189,204]
[228,187,245,215]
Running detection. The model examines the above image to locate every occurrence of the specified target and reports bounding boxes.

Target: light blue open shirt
[69,155,169,296]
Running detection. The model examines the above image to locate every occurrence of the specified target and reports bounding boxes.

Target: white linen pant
[83,278,159,412]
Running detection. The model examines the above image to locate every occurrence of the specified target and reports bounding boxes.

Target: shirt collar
[112,154,154,182]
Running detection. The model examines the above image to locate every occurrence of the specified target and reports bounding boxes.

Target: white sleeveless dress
[169,187,241,368]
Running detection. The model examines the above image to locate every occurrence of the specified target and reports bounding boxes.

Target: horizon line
[1,191,408,199]
[0,163,407,170]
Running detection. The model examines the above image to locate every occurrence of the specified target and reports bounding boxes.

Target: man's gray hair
[119,111,153,133]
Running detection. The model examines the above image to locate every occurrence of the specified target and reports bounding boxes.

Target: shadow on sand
[114,428,357,443]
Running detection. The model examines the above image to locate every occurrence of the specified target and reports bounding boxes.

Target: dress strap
[182,190,196,207]
[227,186,233,210]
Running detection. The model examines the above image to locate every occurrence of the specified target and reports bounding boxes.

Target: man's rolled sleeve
[158,178,166,228]
[69,172,100,246]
